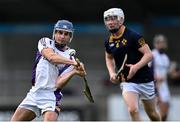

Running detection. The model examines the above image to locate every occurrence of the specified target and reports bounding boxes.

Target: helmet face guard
[53,20,74,42]
[103,8,124,33]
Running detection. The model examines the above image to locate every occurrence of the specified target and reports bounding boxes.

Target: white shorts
[120,81,156,100]
[18,89,56,117]
[158,81,170,102]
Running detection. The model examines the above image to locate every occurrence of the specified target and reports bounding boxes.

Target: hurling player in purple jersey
[11,20,86,121]
[103,8,161,121]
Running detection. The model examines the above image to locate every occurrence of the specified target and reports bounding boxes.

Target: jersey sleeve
[132,31,146,50]
[38,37,54,53]
[104,39,111,54]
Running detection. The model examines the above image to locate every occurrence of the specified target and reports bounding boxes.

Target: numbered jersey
[31,37,74,92]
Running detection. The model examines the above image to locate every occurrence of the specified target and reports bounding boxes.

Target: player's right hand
[73,60,79,67]
[74,62,87,77]
[110,73,119,84]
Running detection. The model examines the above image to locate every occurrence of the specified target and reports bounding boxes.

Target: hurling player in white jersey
[11,20,86,121]
[150,34,170,121]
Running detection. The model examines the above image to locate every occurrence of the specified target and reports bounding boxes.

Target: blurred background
[0,0,180,121]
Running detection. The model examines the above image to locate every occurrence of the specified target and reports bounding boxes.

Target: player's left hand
[126,64,138,80]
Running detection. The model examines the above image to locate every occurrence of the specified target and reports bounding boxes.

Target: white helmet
[103,8,124,21]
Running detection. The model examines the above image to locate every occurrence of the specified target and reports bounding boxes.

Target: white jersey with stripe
[152,49,170,80]
[31,37,74,92]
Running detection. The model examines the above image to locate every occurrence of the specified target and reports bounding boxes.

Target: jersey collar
[109,25,126,43]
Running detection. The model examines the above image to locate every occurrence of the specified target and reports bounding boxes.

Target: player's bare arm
[137,43,153,68]
[41,48,77,66]
[55,64,86,89]
[105,52,119,83]
[126,44,153,79]
[55,70,76,89]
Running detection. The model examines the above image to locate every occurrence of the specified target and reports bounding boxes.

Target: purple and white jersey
[31,37,74,92]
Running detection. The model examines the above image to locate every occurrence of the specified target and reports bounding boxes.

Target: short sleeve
[38,37,54,53]
[104,39,111,54]
[137,37,146,48]
[131,31,146,49]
